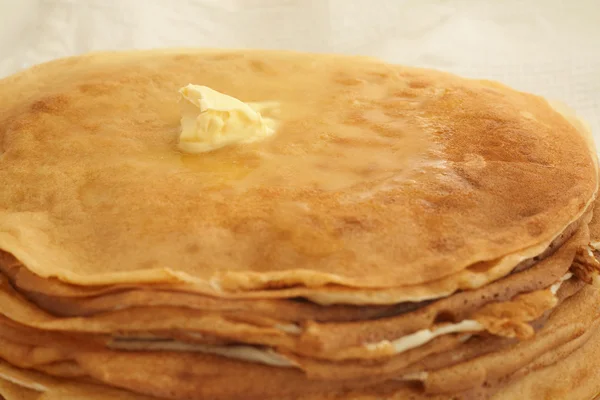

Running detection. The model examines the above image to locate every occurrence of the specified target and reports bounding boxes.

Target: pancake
[0,50,597,299]
[0,49,598,400]
[0,250,588,377]
[0,284,597,400]
[0,273,583,365]
[0,215,586,327]
[0,225,585,364]
[0,191,589,307]
[0,263,583,381]
[0,236,588,394]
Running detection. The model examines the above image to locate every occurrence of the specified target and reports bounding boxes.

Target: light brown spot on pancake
[186,244,200,254]
[409,79,429,89]
[30,95,70,114]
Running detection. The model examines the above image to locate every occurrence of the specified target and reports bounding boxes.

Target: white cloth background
[1,0,599,143]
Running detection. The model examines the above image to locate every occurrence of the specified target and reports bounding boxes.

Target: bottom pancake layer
[1,309,599,400]
[0,285,598,400]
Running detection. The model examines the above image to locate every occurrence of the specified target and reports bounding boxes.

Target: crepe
[0,207,585,308]
[0,284,597,400]
[0,49,598,400]
[0,272,582,371]
[0,224,586,365]
[0,50,597,302]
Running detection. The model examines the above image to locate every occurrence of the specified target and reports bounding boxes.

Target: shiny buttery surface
[0,49,596,291]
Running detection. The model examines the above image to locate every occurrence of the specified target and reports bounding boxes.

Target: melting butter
[178,84,277,154]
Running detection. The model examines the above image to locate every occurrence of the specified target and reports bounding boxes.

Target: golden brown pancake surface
[0,50,597,297]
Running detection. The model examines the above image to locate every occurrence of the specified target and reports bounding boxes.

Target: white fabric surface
[0,0,599,143]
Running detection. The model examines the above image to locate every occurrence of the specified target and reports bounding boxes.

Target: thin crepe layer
[0,274,581,384]
[0,254,586,390]
[0,219,582,328]
[0,274,581,370]
[0,212,585,307]
[0,284,597,400]
[0,228,582,362]
[0,252,423,322]
[3,325,600,400]
[0,50,597,295]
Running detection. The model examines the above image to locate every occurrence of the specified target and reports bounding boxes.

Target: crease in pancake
[33,361,87,379]
[0,360,156,400]
[364,320,483,354]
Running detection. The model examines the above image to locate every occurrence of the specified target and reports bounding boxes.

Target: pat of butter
[178,84,276,154]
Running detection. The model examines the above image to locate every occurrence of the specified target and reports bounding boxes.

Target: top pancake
[0,49,596,290]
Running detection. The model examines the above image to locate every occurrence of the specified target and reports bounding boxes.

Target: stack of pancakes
[0,50,599,400]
